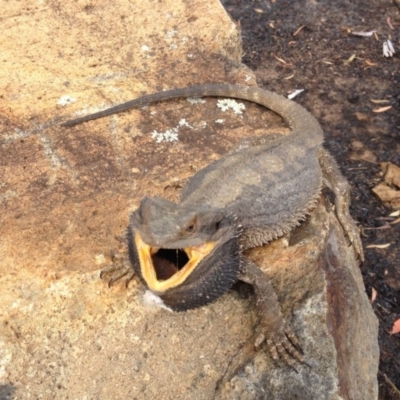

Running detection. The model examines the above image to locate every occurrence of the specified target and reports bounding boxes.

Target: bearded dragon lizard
[62,84,364,367]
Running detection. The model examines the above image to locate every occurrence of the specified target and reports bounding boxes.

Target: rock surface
[1,0,379,399]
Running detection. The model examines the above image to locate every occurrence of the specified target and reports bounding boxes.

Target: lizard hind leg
[318,148,364,262]
[239,258,306,370]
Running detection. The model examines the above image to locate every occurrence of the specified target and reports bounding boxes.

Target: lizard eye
[186,224,195,233]
[185,215,198,234]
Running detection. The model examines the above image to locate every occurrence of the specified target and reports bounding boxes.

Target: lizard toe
[100,264,135,287]
[254,333,266,349]
[345,222,365,262]
[266,338,280,363]
[268,337,299,372]
[283,322,302,352]
[265,324,308,371]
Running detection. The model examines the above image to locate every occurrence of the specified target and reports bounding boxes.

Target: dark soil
[221,0,400,398]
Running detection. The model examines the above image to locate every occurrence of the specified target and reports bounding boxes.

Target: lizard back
[181,134,322,244]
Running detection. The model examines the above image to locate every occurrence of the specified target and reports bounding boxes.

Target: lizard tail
[61,84,323,145]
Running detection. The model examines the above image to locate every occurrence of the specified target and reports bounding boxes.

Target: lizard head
[127,196,241,311]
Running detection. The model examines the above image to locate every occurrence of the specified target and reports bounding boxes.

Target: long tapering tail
[60,83,323,145]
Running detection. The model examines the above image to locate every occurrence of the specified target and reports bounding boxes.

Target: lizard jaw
[134,233,216,292]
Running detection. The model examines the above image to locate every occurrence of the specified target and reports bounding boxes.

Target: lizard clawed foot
[257,323,309,372]
[318,148,364,263]
[239,260,310,371]
[343,218,364,263]
[100,264,135,288]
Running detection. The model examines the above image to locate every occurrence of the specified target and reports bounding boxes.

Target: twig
[293,25,306,36]
[379,371,400,398]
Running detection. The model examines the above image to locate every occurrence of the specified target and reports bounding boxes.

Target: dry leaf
[391,319,400,335]
[372,184,399,201]
[366,243,391,249]
[352,31,375,37]
[287,89,304,100]
[354,112,369,121]
[370,99,391,104]
[389,210,400,217]
[273,54,288,64]
[350,148,377,163]
[344,54,356,64]
[293,25,306,36]
[371,287,377,303]
[383,40,395,57]
[372,183,400,209]
[382,162,400,188]
[372,163,400,208]
[373,106,392,113]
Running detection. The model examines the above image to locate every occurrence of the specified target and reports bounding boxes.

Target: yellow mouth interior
[135,233,215,292]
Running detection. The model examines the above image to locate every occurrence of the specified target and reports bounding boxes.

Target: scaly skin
[65,84,364,368]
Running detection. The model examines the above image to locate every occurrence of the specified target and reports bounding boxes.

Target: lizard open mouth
[134,233,216,292]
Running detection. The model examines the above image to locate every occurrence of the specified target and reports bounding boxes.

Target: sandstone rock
[1,0,379,399]
[216,199,379,400]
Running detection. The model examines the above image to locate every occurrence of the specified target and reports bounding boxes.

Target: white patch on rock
[179,119,192,128]
[151,119,193,143]
[57,95,76,106]
[141,45,150,52]
[187,97,206,104]
[217,99,245,114]
[165,30,178,39]
[215,119,224,124]
[0,189,17,203]
[143,290,173,312]
[95,254,106,265]
[151,128,179,143]
[198,121,207,129]
[0,341,12,380]
[39,135,63,168]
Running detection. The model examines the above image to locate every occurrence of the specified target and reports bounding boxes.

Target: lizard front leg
[239,257,304,369]
[318,148,364,262]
